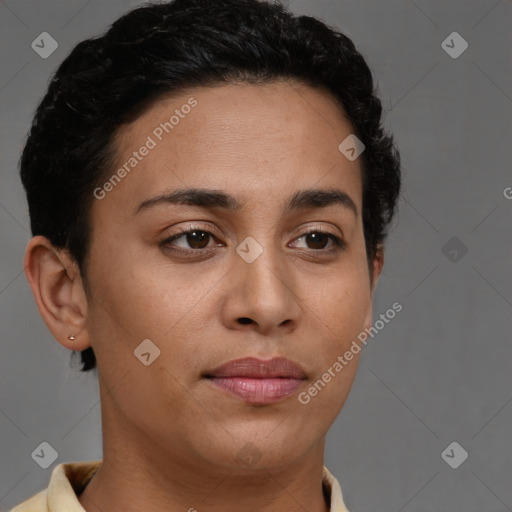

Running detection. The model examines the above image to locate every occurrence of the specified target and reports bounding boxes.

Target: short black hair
[20,0,401,372]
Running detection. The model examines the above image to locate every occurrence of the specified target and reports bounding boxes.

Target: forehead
[97,80,362,217]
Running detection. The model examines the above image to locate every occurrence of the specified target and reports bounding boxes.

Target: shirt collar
[45,460,350,512]
[322,465,350,512]
[47,460,101,512]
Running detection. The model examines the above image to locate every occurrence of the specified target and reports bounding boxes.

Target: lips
[204,357,307,404]
[205,357,307,379]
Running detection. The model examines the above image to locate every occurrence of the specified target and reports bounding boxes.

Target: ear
[363,245,384,330]
[23,235,91,351]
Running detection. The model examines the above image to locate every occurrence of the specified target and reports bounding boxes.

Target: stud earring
[68,335,76,341]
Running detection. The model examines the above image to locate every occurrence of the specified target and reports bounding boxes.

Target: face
[83,81,381,471]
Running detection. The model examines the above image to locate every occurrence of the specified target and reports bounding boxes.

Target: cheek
[314,288,369,373]
[314,257,371,330]
[83,252,168,369]
[84,261,204,427]
[297,282,368,420]
[85,246,223,388]
[305,254,371,376]
[87,247,181,330]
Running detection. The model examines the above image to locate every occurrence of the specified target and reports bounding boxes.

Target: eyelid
[160,222,346,253]
[165,223,218,238]
[290,225,346,251]
[289,222,344,240]
[161,223,222,245]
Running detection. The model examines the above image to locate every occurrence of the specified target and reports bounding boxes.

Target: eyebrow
[135,187,358,218]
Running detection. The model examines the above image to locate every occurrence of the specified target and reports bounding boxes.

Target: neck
[78,405,330,512]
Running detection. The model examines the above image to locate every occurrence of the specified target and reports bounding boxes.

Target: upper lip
[205,357,307,379]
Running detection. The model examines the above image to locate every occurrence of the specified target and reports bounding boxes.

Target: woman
[13,0,401,510]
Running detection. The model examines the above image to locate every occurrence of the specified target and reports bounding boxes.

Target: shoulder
[9,489,48,511]
[8,460,102,512]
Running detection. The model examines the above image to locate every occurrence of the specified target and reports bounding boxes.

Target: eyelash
[160,224,346,256]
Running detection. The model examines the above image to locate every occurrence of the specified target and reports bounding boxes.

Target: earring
[68,335,76,341]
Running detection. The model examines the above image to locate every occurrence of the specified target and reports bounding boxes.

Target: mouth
[203,357,307,404]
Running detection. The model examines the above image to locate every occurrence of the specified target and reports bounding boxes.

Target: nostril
[238,317,253,325]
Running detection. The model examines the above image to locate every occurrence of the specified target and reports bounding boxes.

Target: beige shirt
[10,460,350,511]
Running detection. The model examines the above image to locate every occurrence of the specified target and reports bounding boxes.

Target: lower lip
[207,377,304,404]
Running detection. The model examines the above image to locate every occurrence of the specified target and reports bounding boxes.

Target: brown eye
[304,232,330,250]
[292,229,345,252]
[162,227,220,252]
[182,230,211,249]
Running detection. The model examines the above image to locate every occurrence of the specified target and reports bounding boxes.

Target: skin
[24,80,383,512]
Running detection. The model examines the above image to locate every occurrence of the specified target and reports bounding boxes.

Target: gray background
[1,0,511,510]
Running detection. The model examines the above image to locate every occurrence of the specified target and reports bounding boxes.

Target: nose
[220,240,301,336]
